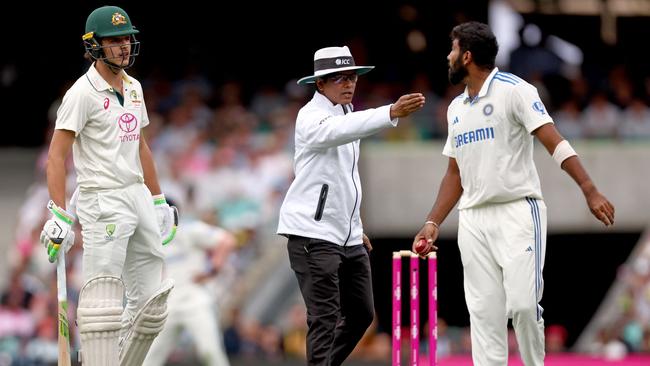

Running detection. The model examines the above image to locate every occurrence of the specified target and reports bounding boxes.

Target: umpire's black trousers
[287,235,375,366]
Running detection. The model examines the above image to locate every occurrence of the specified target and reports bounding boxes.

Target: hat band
[314,56,355,73]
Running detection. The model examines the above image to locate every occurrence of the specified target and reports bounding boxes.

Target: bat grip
[57,251,67,302]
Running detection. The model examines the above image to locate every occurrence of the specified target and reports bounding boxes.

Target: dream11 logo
[118,113,140,142]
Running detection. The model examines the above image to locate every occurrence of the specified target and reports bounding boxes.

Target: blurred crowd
[580,236,650,359]
[3,59,650,365]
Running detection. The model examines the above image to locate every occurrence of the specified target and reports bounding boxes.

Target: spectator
[620,98,650,140]
[545,324,568,353]
[582,91,620,139]
[553,99,585,140]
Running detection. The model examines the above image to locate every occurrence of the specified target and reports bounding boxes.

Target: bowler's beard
[448,58,468,85]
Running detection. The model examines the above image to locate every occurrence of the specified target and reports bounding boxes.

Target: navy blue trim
[499,72,524,82]
[493,76,516,85]
[526,197,543,321]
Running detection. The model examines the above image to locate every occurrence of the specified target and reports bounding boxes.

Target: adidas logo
[525,246,534,252]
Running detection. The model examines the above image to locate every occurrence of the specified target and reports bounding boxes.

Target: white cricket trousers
[458,197,546,366]
[76,183,165,325]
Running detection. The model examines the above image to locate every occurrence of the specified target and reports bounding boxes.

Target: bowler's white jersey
[162,219,228,310]
[55,63,149,190]
[443,68,553,209]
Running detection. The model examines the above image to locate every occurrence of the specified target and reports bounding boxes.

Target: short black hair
[451,21,499,70]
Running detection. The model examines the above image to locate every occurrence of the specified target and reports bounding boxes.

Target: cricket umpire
[277,45,425,365]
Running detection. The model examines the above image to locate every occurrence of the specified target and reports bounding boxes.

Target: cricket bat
[57,250,72,366]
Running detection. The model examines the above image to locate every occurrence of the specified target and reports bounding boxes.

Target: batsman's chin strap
[103,60,125,75]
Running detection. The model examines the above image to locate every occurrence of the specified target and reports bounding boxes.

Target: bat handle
[57,251,67,302]
[57,250,72,366]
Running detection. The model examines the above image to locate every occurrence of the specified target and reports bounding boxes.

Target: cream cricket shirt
[55,63,149,190]
[443,68,553,209]
[163,220,228,310]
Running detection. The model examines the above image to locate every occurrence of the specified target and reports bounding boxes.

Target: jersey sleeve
[187,221,228,250]
[511,83,554,134]
[442,105,456,158]
[296,104,396,149]
[55,84,88,135]
[137,82,149,128]
[140,97,150,129]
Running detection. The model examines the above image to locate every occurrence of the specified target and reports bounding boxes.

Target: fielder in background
[277,45,425,366]
[40,5,178,365]
[143,198,236,366]
[413,21,615,366]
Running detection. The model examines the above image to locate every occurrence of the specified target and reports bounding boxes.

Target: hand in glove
[40,200,75,263]
[153,194,178,245]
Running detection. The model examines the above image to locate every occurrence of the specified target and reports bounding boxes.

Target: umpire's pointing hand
[390,93,426,119]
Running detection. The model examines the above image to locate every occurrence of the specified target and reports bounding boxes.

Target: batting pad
[119,278,174,366]
[77,276,124,366]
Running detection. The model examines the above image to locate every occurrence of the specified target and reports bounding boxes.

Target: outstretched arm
[413,157,463,255]
[533,123,615,226]
[299,93,425,149]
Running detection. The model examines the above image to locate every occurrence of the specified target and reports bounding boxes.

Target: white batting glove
[40,200,76,263]
[153,194,178,245]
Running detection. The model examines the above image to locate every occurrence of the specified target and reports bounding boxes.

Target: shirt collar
[313,91,336,107]
[85,62,133,92]
[311,91,353,114]
[462,67,499,104]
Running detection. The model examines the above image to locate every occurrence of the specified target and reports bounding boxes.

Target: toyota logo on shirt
[118,113,138,133]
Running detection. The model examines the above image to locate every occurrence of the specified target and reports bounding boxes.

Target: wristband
[153,194,166,205]
[552,140,577,167]
[47,200,74,225]
[425,220,439,229]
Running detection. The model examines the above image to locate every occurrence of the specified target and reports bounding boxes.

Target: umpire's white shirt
[278,92,397,246]
[443,68,553,209]
[55,63,149,190]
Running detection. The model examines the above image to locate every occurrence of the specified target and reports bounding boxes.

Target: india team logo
[111,13,127,26]
[118,113,138,133]
[483,103,494,116]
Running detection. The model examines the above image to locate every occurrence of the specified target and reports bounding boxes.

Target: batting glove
[153,194,178,245]
[40,200,75,263]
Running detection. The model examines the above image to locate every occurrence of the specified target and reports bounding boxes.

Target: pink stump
[392,252,402,366]
[428,253,437,366]
[410,254,419,366]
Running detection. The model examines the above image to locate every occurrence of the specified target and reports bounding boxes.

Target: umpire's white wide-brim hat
[297,46,375,85]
